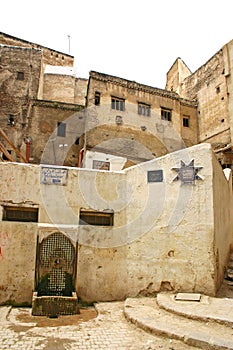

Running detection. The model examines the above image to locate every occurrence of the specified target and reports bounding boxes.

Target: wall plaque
[172,160,202,185]
[40,167,68,185]
[93,160,110,170]
[147,170,163,183]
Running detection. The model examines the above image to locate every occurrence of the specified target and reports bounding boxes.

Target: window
[138,103,150,116]
[111,97,125,111]
[57,122,66,137]
[3,206,38,222]
[8,115,15,125]
[95,92,101,106]
[79,210,114,226]
[2,150,12,161]
[183,116,190,127]
[161,107,172,121]
[17,72,24,80]
[216,86,220,93]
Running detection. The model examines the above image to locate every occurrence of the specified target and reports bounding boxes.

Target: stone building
[166,39,233,167]
[83,71,197,170]
[1,31,233,171]
[0,32,87,165]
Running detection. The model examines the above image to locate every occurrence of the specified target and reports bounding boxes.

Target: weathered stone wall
[178,49,230,146]
[224,40,233,154]
[166,58,192,94]
[0,45,43,160]
[25,100,85,165]
[74,78,88,105]
[43,74,75,103]
[0,32,74,67]
[42,74,88,105]
[0,143,231,305]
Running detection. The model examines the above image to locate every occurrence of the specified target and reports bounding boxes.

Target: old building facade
[0,32,233,307]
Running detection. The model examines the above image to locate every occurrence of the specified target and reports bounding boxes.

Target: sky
[1,0,233,89]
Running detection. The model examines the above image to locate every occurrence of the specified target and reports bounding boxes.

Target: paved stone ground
[0,302,202,350]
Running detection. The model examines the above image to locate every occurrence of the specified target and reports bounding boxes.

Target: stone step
[157,293,233,326]
[124,297,233,350]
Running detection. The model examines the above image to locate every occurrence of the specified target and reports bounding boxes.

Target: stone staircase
[124,294,233,350]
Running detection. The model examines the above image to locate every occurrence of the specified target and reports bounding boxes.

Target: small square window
[95,92,101,106]
[111,97,125,111]
[138,103,151,116]
[17,72,24,80]
[183,116,190,127]
[161,107,172,121]
[57,122,66,137]
[2,150,12,161]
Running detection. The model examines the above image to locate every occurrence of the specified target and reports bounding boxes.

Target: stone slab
[175,293,201,301]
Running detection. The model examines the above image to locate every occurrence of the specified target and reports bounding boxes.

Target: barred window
[138,103,150,116]
[161,107,172,121]
[111,97,125,111]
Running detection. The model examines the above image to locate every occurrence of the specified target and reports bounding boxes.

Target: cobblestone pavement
[0,302,202,350]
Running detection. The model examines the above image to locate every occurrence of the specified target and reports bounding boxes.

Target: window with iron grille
[3,206,38,222]
[111,97,125,111]
[79,210,114,226]
[161,107,172,121]
[138,103,151,116]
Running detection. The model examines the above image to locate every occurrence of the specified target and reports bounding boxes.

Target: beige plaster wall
[212,154,233,289]
[0,143,231,305]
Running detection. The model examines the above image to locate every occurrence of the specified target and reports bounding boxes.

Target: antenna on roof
[67,35,71,54]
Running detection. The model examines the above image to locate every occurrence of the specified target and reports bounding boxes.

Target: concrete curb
[124,297,233,350]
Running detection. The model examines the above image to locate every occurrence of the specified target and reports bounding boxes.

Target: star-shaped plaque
[172,160,203,184]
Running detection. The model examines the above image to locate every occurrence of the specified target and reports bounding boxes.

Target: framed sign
[147,170,163,183]
[40,167,68,185]
[93,160,110,170]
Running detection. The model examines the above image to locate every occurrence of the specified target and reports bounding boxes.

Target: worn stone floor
[0,302,201,350]
[0,282,232,349]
